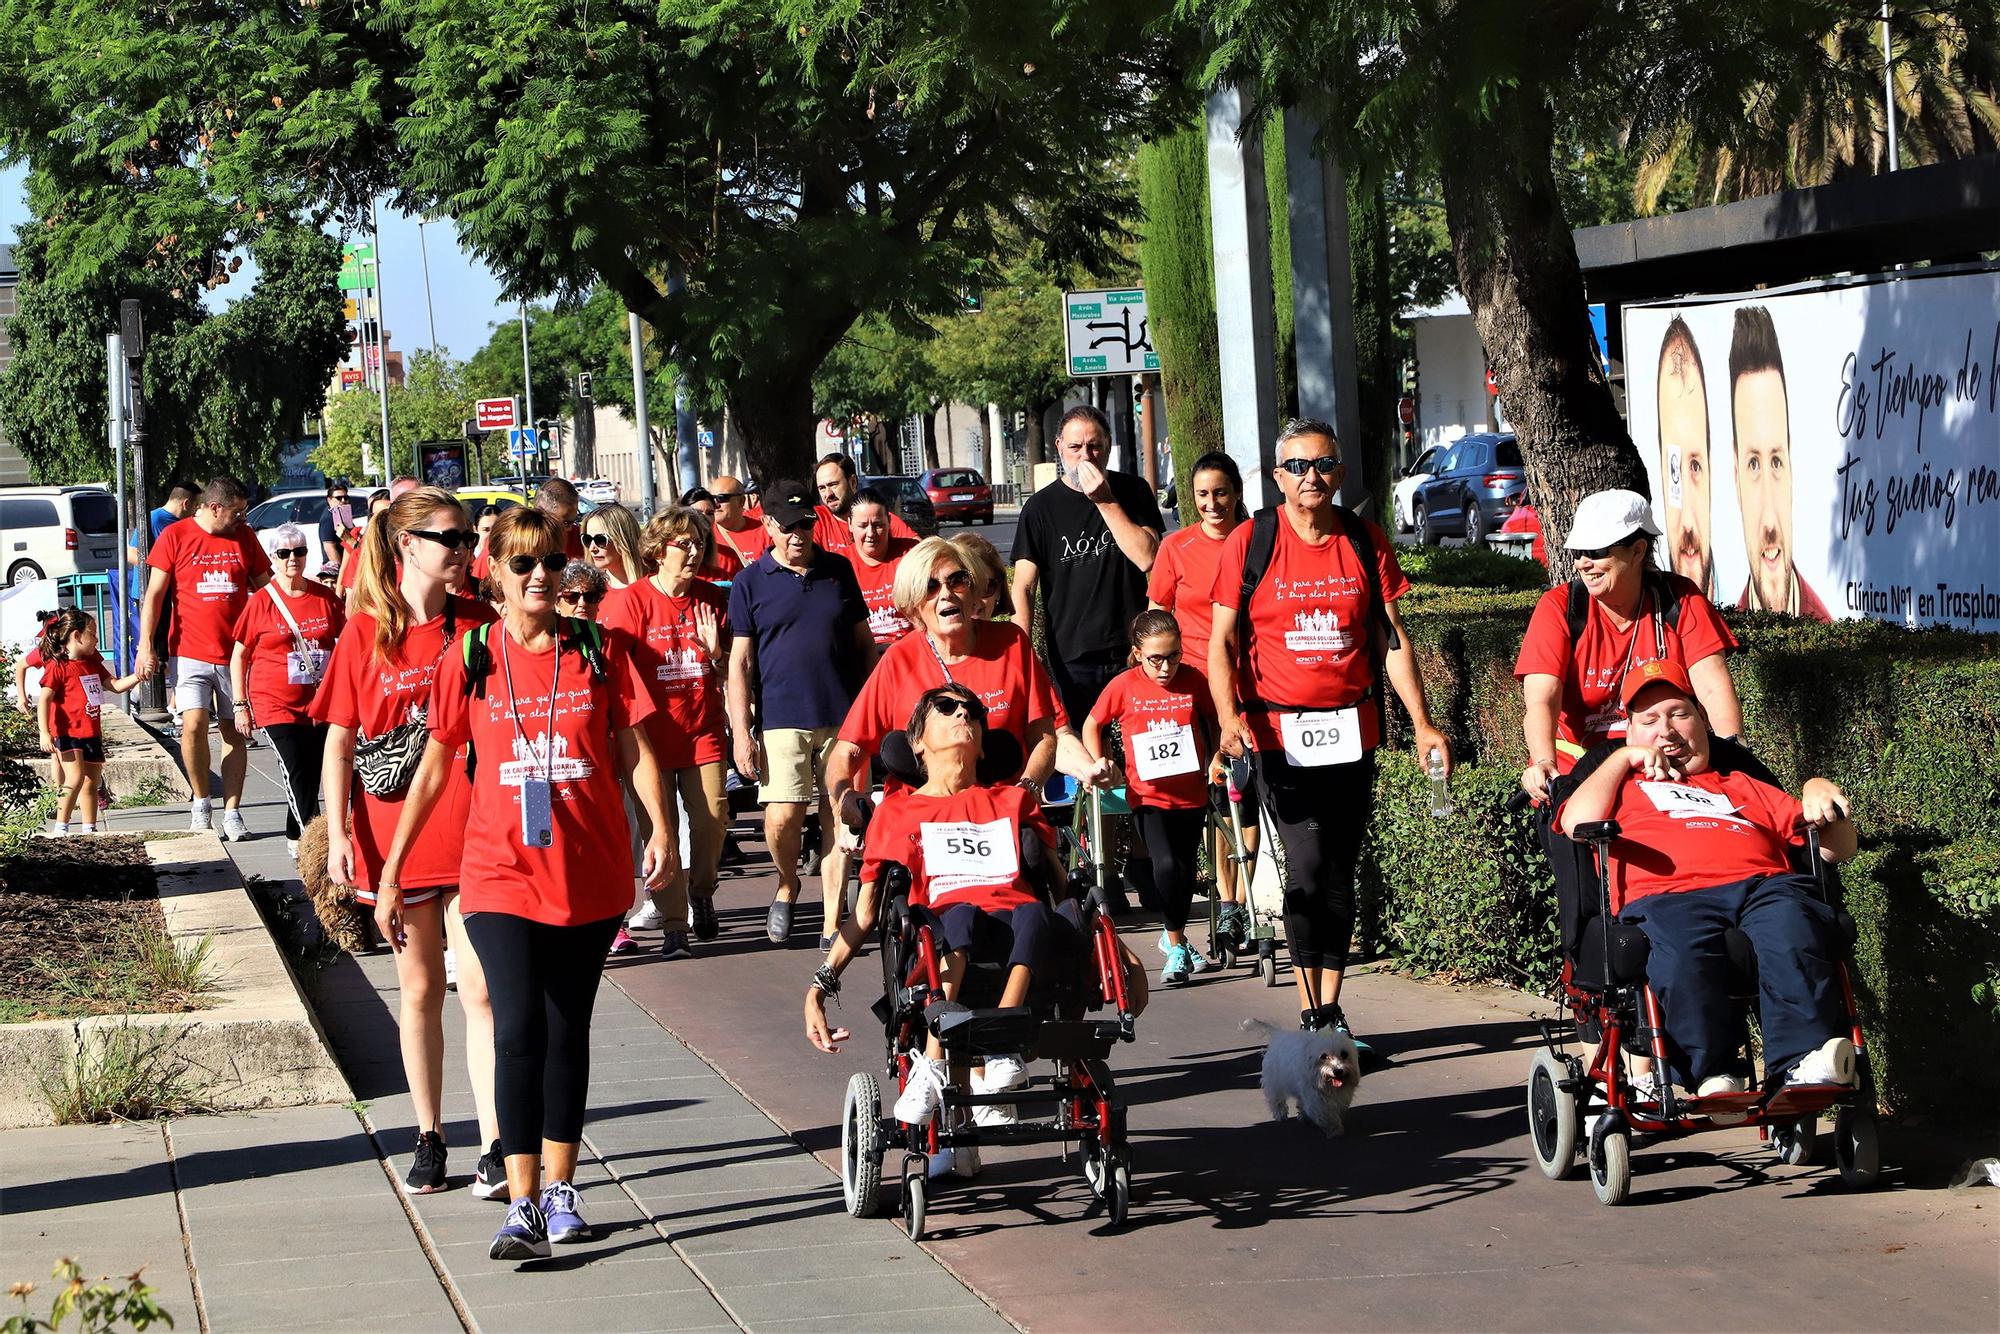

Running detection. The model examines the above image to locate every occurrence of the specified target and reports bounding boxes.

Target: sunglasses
[777,519,814,536]
[408,528,476,551]
[925,569,974,598]
[929,693,986,722]
[506,551,570,576]
[557,589,604,606]
[1573,535,1639,561]
[1278,456,1341,477]
[274,547,309,560]
[584,533,612,549]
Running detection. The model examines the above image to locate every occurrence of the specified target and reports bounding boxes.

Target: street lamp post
[369,198,394,479]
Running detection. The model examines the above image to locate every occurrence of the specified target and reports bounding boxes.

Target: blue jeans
[1624,873,1844,1086]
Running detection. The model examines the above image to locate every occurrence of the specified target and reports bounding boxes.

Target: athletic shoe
[189,798,213,832]
[48,821,70,837]
[1221,903,1251,946]
[928,1144,982,1179]
[627,899,666,931]
[1696,1073,1748,1124]
[660,930,693,961]
[540,1180,589,1244]
[892,1055,947,1124]
[1160,946,1190,987]
[77,824,96,835]
[220,807,249,842]
[1185,944,1210,975]
[285,837,299,860]
[1630,1070,1666,1103]
[766,897,794,944]
[489,1196,550,1261]
[608,927,638,956]
[404,1130,447,1194]
[969,1064,1019,1127]
[1786,1037,1856,1088]
[690,896,720,941]
[444,947,458,991]
[981,1054,1027,1091]
[471,1141,507,1201]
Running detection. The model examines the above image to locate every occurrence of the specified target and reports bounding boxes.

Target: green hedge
[1363,570,2000,1120]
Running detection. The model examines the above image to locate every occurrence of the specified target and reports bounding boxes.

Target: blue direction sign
[508,427,540,457]
[698,429,716,451]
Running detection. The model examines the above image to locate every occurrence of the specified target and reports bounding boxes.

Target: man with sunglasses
[319,477,355,579]
[534,477,588,560]
[708,475,771,566]
[1010,404,1163,725]
[727,480,878,944]
[137,475,272,838]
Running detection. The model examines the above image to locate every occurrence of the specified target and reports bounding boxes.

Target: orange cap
[1620,658,1695,711]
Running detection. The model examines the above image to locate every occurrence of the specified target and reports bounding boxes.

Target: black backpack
[1234,504,1400,737]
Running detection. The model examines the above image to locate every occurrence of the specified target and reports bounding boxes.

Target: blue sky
[0,164,515,362]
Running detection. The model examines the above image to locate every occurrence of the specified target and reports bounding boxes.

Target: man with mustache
[1655,318,1714,598]
[1728,306,1830,621]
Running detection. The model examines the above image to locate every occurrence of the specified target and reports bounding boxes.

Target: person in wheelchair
[1559,658,1858,1101]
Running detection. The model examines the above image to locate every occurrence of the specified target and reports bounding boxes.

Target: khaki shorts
[173,657,233,715]
[759,726,838,805]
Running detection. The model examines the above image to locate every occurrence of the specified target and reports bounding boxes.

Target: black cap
[762,480,816,529]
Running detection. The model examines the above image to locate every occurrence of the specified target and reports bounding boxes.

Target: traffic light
[962,292,983,313]
[576,371,593,399]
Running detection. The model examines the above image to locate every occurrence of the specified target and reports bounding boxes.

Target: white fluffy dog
[1243,1018,1361,1136]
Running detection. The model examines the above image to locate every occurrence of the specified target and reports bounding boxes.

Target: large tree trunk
[1435,91,1646,583]
[725,371,819,486]
[1023,397,1052,469]
[1347,177,1398,524]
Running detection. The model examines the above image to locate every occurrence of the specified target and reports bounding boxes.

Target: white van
[1,485,121,585]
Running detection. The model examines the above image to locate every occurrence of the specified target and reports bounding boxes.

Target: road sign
[339,368,365,391]
[508,427,540,457]
[336,243,375,292]
[1064,288,1156,377]
[698,429,716,451]
[476,397,520,431]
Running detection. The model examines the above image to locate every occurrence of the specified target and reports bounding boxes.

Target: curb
[102,705,192,803]
[0,831,351,1128]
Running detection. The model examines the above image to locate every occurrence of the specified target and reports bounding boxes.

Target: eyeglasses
[925,569,974,598]
[408,528,476,551]
[583,533,612,549]
[1277,456,1341,477]
[711,491,743,501]
[505,551,569,576]
[557,589,603,606]
[777,519,814,536]
[330,495,349,506]
[929,694,986,722]
[1142,651,1182,669]
[1573,535,1639,561]
[274,547,309,560]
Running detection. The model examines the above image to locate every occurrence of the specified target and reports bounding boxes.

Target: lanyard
[1606,591,1667,709]
[921,631,958,686]
[497,626,563,783]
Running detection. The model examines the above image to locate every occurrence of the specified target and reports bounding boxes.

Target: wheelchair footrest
[927,1002,1041,1057]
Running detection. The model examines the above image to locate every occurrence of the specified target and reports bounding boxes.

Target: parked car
[1392,445,1443,533]
[917,468,993,525]
[1492,501,1547,566]
[1,485,120,585]
[1410,432,1524,548]
[861,475,938,536]
[453,486,530,525]
[245,489,338,578]
[578,478,622,507]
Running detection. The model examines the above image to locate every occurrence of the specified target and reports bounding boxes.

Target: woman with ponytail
[312,486,505,1198]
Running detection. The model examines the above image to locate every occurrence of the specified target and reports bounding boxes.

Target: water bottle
[1427,747,1452,818]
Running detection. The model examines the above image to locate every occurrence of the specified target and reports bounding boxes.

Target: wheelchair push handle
[1573,819,1621,846]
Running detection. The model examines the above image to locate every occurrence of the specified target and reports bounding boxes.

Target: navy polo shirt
[727,548,868,730]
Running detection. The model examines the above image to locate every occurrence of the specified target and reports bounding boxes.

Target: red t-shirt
[147,517,272,665]
[1211,512,1409,752]
[428,625,655,926]
[599,578,727,768]
[44,652,110,739]
[1513,575,1737,767]
[715,520,770,567]
[700,542,744,585]
[469,549,491,585]
[230,583,346,726]
[861,783,1054,914]
[1147,524,1231,671]
[838,620,1065,760]
[311,597,495,891]
[815,504,917,559]
[1560,766,1805,913]
[1088,665,1215,811]
[850,539,916,646]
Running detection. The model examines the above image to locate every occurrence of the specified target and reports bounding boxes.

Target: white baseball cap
[1565,489,1663,552]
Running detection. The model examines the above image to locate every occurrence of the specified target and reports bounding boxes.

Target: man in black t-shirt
[1010,404,1164,725]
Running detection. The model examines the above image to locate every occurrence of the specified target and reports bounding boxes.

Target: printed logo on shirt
[196,570,239,598]
[497,732,593,788]
[1056,528,1119,565]
[1636,779,1753,829]
[1283,607,1355,652]
[654,646,708,685]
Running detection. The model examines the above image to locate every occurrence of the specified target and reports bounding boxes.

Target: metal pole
[1881,3,1899,172]
[417,219,440,357]
[666,265,699,494]
[629,312,656,516]
[519,300,537,462]
[370,200,394,478]
[107,334,131,682]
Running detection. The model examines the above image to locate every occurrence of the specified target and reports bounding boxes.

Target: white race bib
[81,674,104,712]
[1132,721,1199,782]
[1278,707,1363,768]
[287,647,328,685]
[919,817,1018,898]
[1637,779,1750,826]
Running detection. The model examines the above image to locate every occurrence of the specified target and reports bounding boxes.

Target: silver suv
[1,485,120,584]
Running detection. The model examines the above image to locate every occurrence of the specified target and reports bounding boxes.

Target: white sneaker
[627,899,666,931]
[927,1144,982,1179]
[969,1065,1019,1127]
[1786,1037,1856,1088]
[220,807,249,842]
[286,838,299,860]
[1696,1073,1748,1125]
[190,798,213,831]
[1630,1070,1665,1103]
[892,1055,947,1125]
[981,1054,1028,1091]
[444,947,459,991]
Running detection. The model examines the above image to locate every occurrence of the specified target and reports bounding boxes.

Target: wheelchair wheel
[902,1164,928,1241]
[1259,950,1278,988]
[1834,1108,1881,1190]
[842,1073,884,1218]
[1771,1115,1820,1168]
[1589,1126,1632,1205]
[1107,1150,1132,1227]
[1527,1050,1579,1181]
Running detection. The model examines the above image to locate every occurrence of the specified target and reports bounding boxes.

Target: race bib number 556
[919,817,1018,893]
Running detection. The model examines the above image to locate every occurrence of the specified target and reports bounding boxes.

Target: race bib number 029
[919,817,1018,887]
[1133,722,1199,782]
[1278,707,1362,768]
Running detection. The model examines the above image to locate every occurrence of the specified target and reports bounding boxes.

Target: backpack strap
[560,616,609,681]
[461,622,495,700]
[1564,578,1591,646]
[1329,503,1397,741]
[1232,508,1282,673]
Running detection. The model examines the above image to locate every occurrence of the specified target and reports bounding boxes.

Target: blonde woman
[582,503,646,589]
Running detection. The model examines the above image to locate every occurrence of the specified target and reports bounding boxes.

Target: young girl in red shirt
[35,609,143,834]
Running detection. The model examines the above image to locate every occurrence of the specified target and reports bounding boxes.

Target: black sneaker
[691,896,720,941]
[404,1130,447,1194]
[471,1140,507,1201]
[661,930,693,961]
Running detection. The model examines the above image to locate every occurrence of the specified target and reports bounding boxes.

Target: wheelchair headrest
[877,727,1025,786]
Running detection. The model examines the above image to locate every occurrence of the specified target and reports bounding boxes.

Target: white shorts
[173,657,234,715]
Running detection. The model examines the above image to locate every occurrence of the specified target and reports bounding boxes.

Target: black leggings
[1258,750,1376,973]
[263,721,326,840]
[1132,805,1206,933]
[463,911,622,1156]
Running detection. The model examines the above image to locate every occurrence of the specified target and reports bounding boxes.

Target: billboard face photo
[1624,269,2000,631]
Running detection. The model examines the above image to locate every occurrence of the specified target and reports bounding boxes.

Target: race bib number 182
[1133,722,1199,782]
[1278,707,1363,768]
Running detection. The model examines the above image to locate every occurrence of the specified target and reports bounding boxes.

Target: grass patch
[114,774,184,809]
[38,1020,212,1125]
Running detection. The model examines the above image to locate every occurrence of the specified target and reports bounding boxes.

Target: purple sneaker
[489,1196,550,1260]
[540,1180,590,1245]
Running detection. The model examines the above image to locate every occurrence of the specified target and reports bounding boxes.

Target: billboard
[1623,267,2000,631]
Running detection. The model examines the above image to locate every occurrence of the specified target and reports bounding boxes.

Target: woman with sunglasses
[314,487,504,1198]
[581,503,646,590]
[950,532,1007,621]
[600,507,732,954]
[1209,419,1449,1040]
[380,507,675,1261]
[228,523,344,858]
